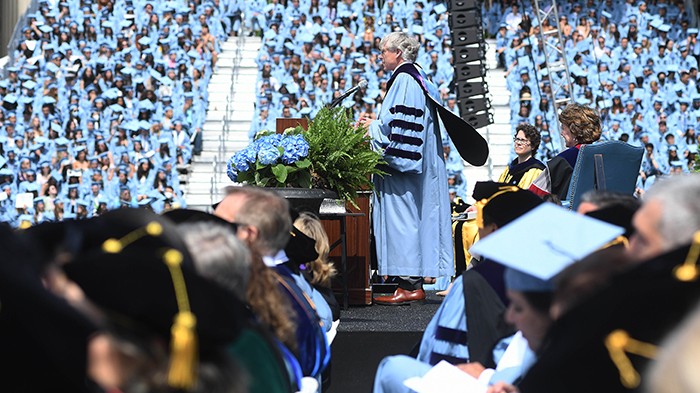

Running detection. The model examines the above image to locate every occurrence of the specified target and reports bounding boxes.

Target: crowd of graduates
[492,0,699,190]
[0,0,241,227]
[247,0,470,200]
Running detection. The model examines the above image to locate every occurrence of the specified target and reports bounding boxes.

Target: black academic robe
[518,245,700,393]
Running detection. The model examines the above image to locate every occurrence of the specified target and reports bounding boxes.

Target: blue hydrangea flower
[226,157,237,181]
[231,148,252,172]
[280,134,310,164]
[258,145,281,165]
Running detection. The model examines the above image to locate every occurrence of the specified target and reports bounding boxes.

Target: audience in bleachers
[0,0,245,227]
[489,0,698,196]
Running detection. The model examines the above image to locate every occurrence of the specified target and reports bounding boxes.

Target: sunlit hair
[294,212,336,287]
[381,32,420,62]
[558,103,602,144]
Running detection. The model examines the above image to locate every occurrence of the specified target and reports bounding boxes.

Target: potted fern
[227,107,385,212]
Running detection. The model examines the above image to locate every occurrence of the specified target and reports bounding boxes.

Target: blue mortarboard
[22,80,38,90]
[689,28,699,35]
[3,94,18,104]
[39,25,53,33]
[471,203,624,281]
[434,4,447,14]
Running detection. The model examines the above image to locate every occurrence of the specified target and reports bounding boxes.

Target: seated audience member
[373,183,543,392]
[214,186,330,381]
[515,174,700,393]
[499,123,546,189]
[170,209,299,393]
[529,103,602,199]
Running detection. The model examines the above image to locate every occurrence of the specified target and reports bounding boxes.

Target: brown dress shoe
[374,288,426,305]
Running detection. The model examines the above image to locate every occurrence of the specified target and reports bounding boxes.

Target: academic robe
[497,157,546,189]
[369,63,453,278]
[529,145,582,199]
[519,245,700,393]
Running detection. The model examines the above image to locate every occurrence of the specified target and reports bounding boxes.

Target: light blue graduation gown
[369,65,453,278]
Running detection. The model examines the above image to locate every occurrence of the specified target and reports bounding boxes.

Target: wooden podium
[322,194,373,306]
[275,118,373,306]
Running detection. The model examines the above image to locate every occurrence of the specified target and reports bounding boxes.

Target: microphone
[328,79,368,108]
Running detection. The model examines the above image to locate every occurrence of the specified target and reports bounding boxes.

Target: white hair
[381,32,420,63]
[644,174,700,251]
[178,222,251,300]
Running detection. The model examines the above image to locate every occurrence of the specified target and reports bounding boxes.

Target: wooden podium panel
[276,118,308,134]
[323,193,372,306]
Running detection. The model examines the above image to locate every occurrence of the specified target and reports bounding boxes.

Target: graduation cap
[472,182,543,229]
[61,210,246,390]
[471,203,624,281]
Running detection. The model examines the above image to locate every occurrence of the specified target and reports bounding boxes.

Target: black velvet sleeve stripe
[385,147,422,161]
[389,119,424,132]
[389,133,424,146]
[435,326,468,345]
[389,105,425,117]
[429,352,468,366]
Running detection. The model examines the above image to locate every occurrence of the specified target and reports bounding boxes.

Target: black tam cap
[473,181,543,228]
[61,209,247,390]
[585,204,638,239]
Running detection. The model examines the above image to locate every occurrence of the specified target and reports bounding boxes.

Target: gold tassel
[168,311,198,390]
[605,329,657,389]
[674,231,700,282]
[163,249,198,390]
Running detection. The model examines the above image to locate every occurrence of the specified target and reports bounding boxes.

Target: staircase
[184,35,261,211]
[462,39,512,202]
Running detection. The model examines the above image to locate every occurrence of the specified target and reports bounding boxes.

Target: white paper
[15,193,34,209]
[403,361,487,393]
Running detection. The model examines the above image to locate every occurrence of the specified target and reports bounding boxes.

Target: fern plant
[300,107,385,206]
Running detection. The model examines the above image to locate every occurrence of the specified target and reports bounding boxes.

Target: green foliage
[300,107,386,205]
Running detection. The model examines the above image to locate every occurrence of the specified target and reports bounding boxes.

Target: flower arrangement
[227,107,385,205]
[227,131,313,188]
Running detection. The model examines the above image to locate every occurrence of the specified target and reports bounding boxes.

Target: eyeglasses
[514,137,531,145]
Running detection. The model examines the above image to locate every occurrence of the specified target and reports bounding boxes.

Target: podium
[322,194,373,307]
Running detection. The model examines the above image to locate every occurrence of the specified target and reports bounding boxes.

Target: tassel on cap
[164,249,198,390]
[168,311,198,389]
[674,231,700,282]
[605,329,657,389]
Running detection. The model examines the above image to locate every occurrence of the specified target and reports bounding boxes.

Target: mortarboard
[470,203,624,281]
[61,209,246,389]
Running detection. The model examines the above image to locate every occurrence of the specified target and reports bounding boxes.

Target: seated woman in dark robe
[529,103,602,199]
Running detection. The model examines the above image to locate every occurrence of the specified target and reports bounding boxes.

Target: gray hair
[178,222,251,300]
[381,32,420,63]
[644,174,700,251]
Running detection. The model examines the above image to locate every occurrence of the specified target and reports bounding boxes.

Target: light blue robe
[369,66,453,278]
[373,332,536,393]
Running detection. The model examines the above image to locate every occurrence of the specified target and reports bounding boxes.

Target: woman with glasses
[498,124,545,189]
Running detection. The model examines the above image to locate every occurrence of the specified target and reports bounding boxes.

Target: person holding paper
[373,239,557,393]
